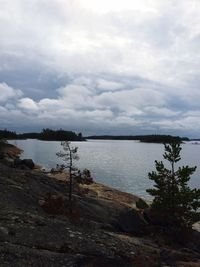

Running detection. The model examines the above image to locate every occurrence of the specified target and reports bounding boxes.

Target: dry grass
[49,171,144,208]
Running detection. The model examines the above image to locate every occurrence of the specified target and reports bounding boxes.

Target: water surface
[10,139,200,199]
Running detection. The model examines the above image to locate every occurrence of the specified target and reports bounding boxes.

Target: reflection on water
[9,139,200,199]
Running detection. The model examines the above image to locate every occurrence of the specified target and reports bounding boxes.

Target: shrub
[39,193,65,215]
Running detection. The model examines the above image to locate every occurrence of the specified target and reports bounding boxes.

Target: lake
[9,139,200,199]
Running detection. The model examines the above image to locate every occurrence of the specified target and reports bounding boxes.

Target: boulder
[14,158,23,167]
[78,196,122,227]
[14,158,35,169]
[78,196,147,234]
[22,159,35,169]
[118,209,147,235]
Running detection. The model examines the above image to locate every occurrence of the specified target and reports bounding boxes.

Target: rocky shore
[0,143,199,266]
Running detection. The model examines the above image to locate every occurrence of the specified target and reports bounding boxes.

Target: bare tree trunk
[171,161,175,213]
[69,151,73,213]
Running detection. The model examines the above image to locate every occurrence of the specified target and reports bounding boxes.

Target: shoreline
[1,142,149,205]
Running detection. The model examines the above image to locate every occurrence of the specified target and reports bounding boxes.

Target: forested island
[0,129,194,143]
[87,134,189,143]
[0,128,85,141]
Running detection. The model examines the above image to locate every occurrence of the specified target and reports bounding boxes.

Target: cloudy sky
[0,0,200,137]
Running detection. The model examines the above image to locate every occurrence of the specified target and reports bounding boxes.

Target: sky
[0,0,200,137]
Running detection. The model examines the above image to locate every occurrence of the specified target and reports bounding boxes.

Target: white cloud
[38,98,63,111]
[8,83,177,131]
[144,106,180,117]
[81,0,160,14]
[0,83,22,102]
[96,79,123,91]
[18,98,38,111]
[95,88,166,114]
[153,114,200,132]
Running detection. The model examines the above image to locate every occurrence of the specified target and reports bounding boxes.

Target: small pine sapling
[56,141,79,212]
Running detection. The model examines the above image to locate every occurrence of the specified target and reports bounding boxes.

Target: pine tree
[56,141,79,213]
[147,143,200,228]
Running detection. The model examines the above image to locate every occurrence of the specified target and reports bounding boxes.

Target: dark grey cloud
[0,0,200,136]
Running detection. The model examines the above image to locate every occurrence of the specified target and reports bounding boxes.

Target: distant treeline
[0,129,191,143]
[86,135,189,143]
[0,129,85,141]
